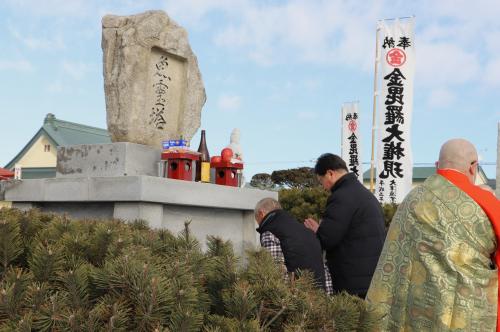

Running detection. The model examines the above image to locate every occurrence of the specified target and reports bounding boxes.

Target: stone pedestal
[57,142,161,178]
[5,143,276,257]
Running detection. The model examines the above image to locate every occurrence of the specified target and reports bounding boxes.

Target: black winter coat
[317,173,386,297]
[257,209,326,289]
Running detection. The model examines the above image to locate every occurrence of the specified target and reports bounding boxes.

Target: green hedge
[0,208,377,331]
[279,188,398,227]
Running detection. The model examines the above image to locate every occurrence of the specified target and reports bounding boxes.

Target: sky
[0,0,499,180]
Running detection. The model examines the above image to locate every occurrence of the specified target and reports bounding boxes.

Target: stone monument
[5,10,277,257]
[102,10,206,147]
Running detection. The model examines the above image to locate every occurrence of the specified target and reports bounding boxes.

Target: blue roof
[41,113,110,146]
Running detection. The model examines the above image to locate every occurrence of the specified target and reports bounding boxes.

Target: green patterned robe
[366,174,498,331]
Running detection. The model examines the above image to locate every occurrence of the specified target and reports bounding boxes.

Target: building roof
[363,166,489,181]
[5,113,111,169]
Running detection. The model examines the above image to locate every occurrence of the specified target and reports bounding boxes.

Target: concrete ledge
[6,176,275,257]
[57,143,161,178]
[5,176,277,211]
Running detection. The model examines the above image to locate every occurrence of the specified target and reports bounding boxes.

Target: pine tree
[0,208,377,331]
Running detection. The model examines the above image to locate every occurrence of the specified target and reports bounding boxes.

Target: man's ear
[469,163,477,177]
[256,210,264,222]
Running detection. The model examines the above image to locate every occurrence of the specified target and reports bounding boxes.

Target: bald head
[438,138,478,182]
[254,198,281,224]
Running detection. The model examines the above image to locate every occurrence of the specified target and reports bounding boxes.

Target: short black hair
[314,153,348,175]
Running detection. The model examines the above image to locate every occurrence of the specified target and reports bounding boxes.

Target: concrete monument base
[5,143,277,257]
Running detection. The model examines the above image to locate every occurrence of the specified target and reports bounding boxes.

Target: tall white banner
[375,18,415,204]
[341,102,363,182]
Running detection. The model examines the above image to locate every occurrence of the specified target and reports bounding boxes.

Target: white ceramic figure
[227,128,243,162]
[226,128,245,187]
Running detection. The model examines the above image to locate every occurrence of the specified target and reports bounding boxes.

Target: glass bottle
[196,130,210,182]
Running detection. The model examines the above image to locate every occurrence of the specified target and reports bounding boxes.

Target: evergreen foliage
[0,208,377,331]
[250,167,398,227]
[250,167,317,190]
[249,173,275,190]
[0,220,23,276]
[271,167,317,189]
[279,187,329,221]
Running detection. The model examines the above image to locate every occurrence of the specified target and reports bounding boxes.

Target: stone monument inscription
[148,48,186,134]
[102,10,205,148]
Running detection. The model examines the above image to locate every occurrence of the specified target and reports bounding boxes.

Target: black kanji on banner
[382,37,395,49]
[348,132,360,178]
[397,37,411,49]
[389,179,397,203]
[379,66,407,180]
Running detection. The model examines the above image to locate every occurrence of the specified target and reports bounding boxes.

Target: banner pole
[341,103,344,159]
[370,26,380,193]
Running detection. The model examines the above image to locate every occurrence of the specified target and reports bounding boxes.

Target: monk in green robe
[366,139,500,331]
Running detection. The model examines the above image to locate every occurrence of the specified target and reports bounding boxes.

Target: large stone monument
[102,10,206,147]
[5,11,276,257]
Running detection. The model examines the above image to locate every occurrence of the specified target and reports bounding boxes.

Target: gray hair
[254,197,281,217]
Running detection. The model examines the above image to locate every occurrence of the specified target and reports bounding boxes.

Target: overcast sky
[0,0,498,179]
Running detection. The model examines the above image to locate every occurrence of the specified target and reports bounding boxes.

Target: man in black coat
[304,153,386,298]
[255,198,326,289]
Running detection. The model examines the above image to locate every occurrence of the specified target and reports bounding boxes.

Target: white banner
[14,164,22,180]
[375,18,415,204]
[341,102,363,182]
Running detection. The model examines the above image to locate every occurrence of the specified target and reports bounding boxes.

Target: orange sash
[438,169,500,330]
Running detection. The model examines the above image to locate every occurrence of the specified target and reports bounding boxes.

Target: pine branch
[57,264,90,310]
[0,312,32,332]
[31,292,68,331]
[168,308,204,332]
[222,281,257,322]
[0,268,31,322]
[59,233,91,266]
[205,237,238,315]
[177,220,200,253]
[87,223,115,266]
[25,282,50,313]
[262,305,286,330]
[327,291,362,332]
[206,236,234,258]
[132,271,171,330]
[90,294,131,331]
[28,241,63,283]
[0,219,23,275]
